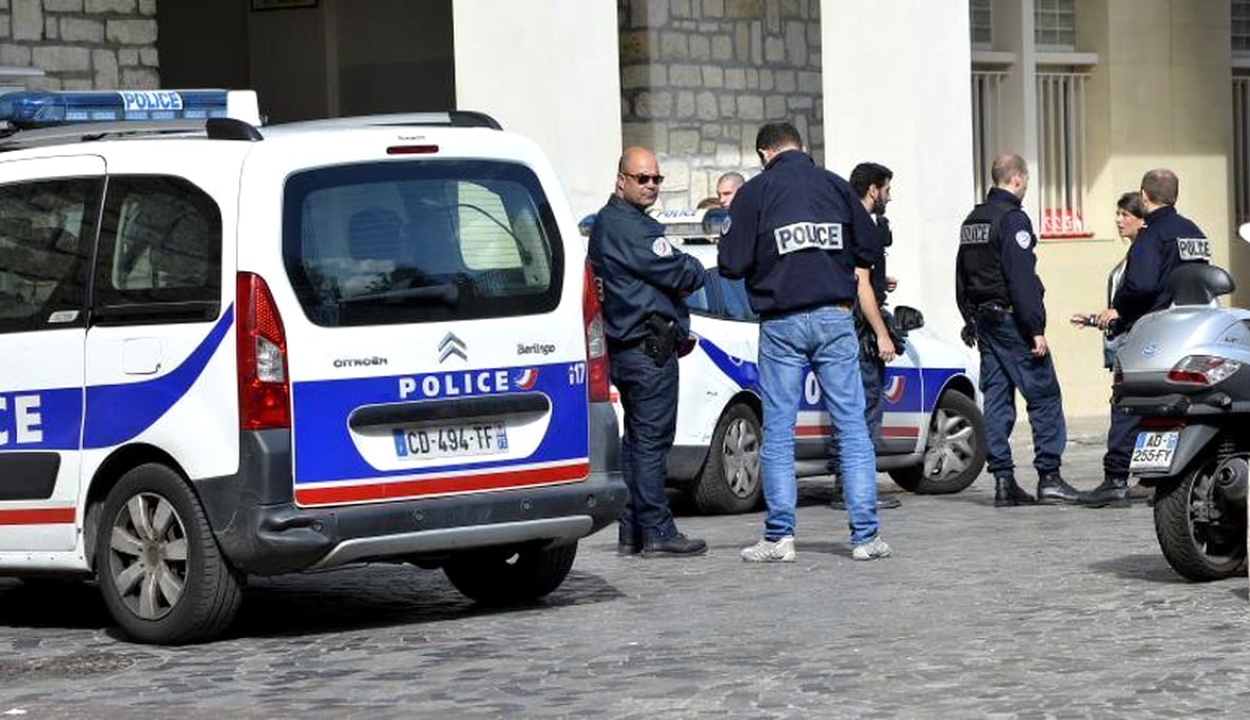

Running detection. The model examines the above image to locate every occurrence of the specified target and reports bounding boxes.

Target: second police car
[0,89,625,643]
[585,207,988,514]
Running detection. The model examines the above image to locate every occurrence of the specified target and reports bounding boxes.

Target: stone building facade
[618,0,823,209]
[0,0,159,91]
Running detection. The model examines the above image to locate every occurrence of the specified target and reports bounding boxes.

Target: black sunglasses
[626,173,665,186]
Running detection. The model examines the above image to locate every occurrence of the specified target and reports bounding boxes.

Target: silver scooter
[1112,242,1250,582]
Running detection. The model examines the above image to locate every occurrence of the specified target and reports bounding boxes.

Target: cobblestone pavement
[2,417,1248,719]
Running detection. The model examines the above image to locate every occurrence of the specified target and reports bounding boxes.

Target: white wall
[452,0,622,219]
[821,0,974,349]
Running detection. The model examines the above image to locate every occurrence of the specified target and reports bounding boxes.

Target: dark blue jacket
[1113,205,1209,326]
[588,194,705,343]
[956,188,1048,336]
[717,150,880,316]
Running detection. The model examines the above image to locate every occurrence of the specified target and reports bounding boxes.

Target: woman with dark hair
[1071,191,1150,506]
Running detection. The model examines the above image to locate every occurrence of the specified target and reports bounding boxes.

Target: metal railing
[1036,69,1089,237]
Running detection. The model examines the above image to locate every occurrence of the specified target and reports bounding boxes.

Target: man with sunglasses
[719,122,890,563]
[589,146,708,558]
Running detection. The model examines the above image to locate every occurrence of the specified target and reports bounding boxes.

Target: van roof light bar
[0,89,262,133]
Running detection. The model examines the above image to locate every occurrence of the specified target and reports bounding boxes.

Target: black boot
[1080,475,1130,508]
[994,474,1036,507]
[1037,472,1081,505]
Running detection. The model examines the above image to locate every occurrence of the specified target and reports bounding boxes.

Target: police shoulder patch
[1014,230,1032,249]
[720,215,732,236]
[652,236,673,257]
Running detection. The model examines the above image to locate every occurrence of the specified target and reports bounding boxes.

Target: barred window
[970,0,992,48]
[1234,76,1250,223]
[1036,69,1090,238]
[1235,0,1250,54]
[970,70,1006,201]
[1035,0,1076,49]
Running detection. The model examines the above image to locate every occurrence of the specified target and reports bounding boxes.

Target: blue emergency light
[0,89,241,129]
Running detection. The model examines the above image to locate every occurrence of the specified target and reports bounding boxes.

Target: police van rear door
[0,156,103,552]
[263,129,591,507]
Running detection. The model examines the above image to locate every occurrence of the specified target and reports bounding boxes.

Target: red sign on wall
[1040,208,1094,239]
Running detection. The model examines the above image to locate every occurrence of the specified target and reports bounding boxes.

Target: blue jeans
[610,345,680,545]
[975,313,1067,476]
[759,305,879,545]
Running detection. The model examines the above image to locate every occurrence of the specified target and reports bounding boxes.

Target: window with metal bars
[1036,69,1090,238]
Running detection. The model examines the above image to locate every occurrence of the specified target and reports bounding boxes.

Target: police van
[0,89,625,644]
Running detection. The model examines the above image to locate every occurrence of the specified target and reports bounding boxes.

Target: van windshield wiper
[339,282,459,305]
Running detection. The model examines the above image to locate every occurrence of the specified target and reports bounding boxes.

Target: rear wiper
[339,283,459,305]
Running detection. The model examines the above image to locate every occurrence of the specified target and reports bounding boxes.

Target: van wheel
[693,402,762,515]
[889,391,985,494]
[95,464,243,645]
[443,541,577,605]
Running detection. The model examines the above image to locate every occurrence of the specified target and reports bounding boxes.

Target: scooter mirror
[1239,222,1250,243]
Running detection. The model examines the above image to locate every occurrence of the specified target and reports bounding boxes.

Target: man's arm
[998,212,1046,337]
[856,267,895,361]
[1112,235,1162,323]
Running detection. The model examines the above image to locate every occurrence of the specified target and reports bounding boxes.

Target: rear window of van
[282,160,563,327]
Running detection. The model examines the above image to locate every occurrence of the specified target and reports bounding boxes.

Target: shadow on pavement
[1087,553,1198,584]
[0,578,111,631]
[230,565,625,640]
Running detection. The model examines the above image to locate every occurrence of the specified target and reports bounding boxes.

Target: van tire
[443,541,577,604]
[888,390,985,494]
[95,463,243,645]
[693,402,762,514]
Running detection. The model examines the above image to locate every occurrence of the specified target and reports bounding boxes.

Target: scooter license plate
[1129,431,1179,471]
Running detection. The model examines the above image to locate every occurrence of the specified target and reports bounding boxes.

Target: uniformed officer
[955,153,1081,507]
[588,146,708,557]
[1081,168,1209,507]
[720,122,891,563]
[827,162,902,511]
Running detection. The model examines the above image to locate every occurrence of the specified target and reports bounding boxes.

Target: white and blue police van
[0,89,625,644]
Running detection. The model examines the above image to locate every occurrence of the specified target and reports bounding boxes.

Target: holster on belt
[974,302,1013,323]
[642,313,679,367]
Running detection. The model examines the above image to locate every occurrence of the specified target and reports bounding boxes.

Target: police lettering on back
[774,221,843,254]
[1177,237,1211,262]
[960,223,992,245]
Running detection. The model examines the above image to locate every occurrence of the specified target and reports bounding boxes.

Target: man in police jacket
[588,146,708,557]
[956,154,1081,508]
[1082,168,1210,507]
[719,122,891,563]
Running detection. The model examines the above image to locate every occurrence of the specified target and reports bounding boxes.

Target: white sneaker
[851,535,891,561]
[740,536,796,562]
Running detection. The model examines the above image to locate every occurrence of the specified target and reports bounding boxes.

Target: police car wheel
[95,463,243,645]
[693,402,762,515]
[442,540,577,605]
[888,391,985,495]
[1153,459,1248,582]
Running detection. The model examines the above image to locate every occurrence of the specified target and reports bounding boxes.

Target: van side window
[0,178,97,334]
[93,176,222,324]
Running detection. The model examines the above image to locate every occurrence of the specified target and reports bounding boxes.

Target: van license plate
[1129,431,1178,471]
[392,421,508,460]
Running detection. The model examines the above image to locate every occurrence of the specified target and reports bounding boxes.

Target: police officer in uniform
[720,122,891,563]
[588,146,708,557]
[1081,168,1209,507]
[956,153,1081,507]
[828,162,902,511]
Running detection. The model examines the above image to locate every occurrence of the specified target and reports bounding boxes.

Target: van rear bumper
[197,428,627,576]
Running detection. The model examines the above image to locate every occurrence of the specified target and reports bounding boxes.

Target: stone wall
[0,0,159,91]
[618,0,822,209]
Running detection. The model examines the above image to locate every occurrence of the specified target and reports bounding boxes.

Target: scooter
[1112,248,1249,582]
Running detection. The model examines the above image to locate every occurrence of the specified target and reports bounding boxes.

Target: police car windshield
[282,160,563,327]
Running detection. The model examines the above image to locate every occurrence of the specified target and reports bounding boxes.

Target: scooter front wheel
[1154,457,1248,582]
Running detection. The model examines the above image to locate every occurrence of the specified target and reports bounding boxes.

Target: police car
[0,89,625,643]
[586,208,987,514]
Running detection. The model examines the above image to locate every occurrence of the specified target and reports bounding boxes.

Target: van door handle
[121,338,162,375]
[348,393,550,428]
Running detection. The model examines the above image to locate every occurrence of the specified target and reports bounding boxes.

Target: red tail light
[236,272,290,430]
[583,261,610,402]
[1166,355,1242,386]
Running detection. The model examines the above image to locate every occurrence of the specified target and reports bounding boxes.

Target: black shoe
[641,533,707,557]
[616,541,641,556]
[1037,472,1081,505]
[1128,481,1154,504]
[994,474,1037,507]
[1080,476,1130,508]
